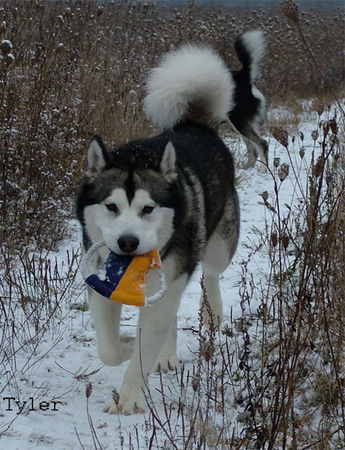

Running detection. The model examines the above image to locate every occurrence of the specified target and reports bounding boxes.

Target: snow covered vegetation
[0,0,344,448]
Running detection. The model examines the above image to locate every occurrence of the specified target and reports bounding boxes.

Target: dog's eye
[142,205,155,215]
[106,203,118,214]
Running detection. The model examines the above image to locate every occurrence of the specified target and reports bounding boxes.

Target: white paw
[156,353,179,372]
[103,386,146,415]
[103,400,118,414]
[117,391,146,415]
[97,335,134,366]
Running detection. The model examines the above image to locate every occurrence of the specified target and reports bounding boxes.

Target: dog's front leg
[88,288,134,366]
[104,274,187,415]
[156,315,179,372]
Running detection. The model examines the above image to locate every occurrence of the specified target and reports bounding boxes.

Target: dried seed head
[299,131,304,141]
[323,120,330,137]
[311,130,319,141]
[192,376,200,392]
[299,147,305,158]
[237,411,251,424]
[273,157,280,168]
[271,232,278,247]
[0,22,6,35]
[3,53,14,65]
[282,233,290,250]
[52,108,60,119]
[112,389,120,405]
[281,0,299,24]
[329,118,338,135]
[312,156,324,178]
[234,392,244,405]
[0,39,12,56]
[86,382,92,398]
[261,191,269,202]
[278,163,290,182]
[272,127,289,148]
[329,134,339,147]
[200,341,214,362]
[317,105,324,116]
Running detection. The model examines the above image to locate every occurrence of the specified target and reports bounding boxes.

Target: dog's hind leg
[88,289,134,366]
[240,123,269,167]
[201,192,240,329]
[228,118,268,167]
[243,137,258,169]
[200,270,223,329]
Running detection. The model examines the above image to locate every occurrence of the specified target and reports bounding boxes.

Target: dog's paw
[103,401,119,415]
[103,394,146,415]
[104,386,146,415]
[117,391,146,415]
[98,335,134,366]
[156,353,179,372]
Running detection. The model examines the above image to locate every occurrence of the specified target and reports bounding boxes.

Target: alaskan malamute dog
[76,31,265,415]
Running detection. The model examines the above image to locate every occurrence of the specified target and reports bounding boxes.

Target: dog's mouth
[114,249,140,257]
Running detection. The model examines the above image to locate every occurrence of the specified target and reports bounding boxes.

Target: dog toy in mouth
[81,242,166,307]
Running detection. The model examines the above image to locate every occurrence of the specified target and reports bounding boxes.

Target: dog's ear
[160,141,177,182]
[87,136,109,172]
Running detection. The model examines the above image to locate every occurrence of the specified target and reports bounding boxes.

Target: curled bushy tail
[144,44,234,130]
[235,30,265,83]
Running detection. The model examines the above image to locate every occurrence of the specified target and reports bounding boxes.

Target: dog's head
[77,136,179,255]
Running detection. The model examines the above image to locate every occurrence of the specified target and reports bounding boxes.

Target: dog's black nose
[117,235,139,253]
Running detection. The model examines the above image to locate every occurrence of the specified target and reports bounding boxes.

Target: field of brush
[0,1,344,448]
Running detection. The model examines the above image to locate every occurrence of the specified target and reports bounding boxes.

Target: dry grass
[1,0,345,447]
[0,0,344,253]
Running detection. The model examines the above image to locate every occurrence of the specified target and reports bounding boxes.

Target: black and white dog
[76,31,265,415]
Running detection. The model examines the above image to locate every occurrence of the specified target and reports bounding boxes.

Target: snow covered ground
[0,111,327,448]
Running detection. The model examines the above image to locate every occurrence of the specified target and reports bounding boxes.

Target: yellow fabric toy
[82,243,166,307]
